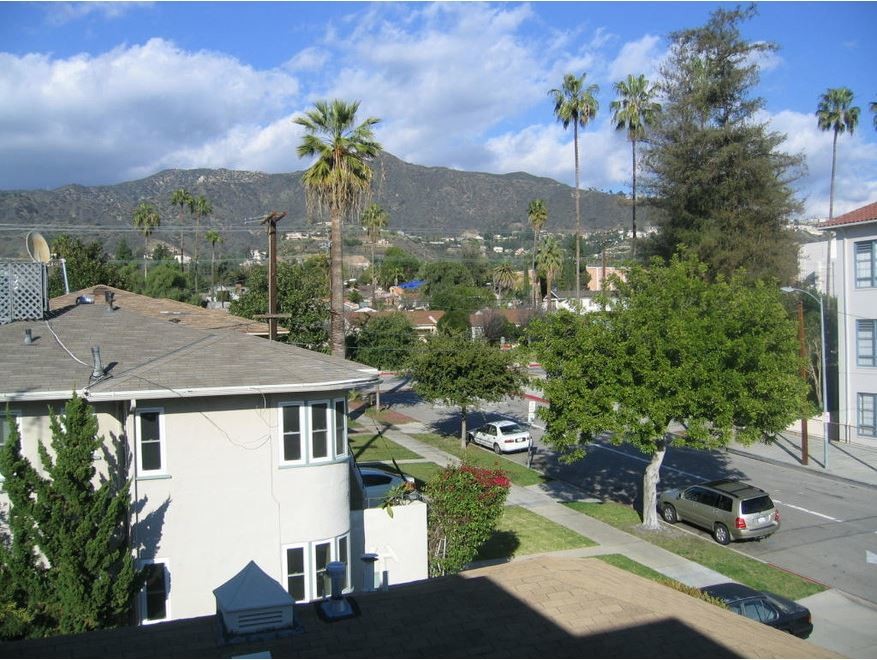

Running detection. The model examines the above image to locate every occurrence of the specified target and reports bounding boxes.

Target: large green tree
[170,188,192,272]
[361,202,389,305]
[188,195,212,294]
[48,235,117,297]
[536,235,564,310]
[816,87,860,220]
[527,199,548,307]
[549,72,598,300]
[205,229,223,295]
[295,99,382,357]
[407,334,528,448]
[529,254,808,530]
[0,395,142,638]
[131,202,161,280]
[352,312,416,371]
[610,73,661,249]
[643,5,803,283]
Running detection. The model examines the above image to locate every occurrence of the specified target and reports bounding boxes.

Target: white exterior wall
[834,223,877,446]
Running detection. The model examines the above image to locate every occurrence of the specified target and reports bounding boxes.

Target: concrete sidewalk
[368,418,877,658]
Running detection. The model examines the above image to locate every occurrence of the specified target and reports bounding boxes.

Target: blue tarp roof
[398,279,426,289]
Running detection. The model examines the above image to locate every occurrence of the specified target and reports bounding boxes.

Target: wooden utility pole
[796,299,809,465]
[261,211,286,341]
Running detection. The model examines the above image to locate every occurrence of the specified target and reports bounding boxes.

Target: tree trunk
[573,122,581,301]
[532,229,539,309]
[631,138,638,250]
[829,130,838,220]
[460,405,468,449]
[371,240,377,308]
[330,208,345,357]
[640,436,667,530]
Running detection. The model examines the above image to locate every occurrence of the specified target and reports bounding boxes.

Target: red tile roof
[820,201,877,228]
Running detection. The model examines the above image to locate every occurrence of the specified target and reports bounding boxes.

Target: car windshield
[741,495,774,514]
[498,423,524,434]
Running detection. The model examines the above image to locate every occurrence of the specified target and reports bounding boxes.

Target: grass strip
[477,505,595,561]
[565,500,825,601]
[348,430,421,462]
[410,432,549,487]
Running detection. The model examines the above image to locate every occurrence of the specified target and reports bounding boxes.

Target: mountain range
[0,153,653,258]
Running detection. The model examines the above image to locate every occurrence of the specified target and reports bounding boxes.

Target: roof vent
[24,328,33,345]
[317,561,357,621]
[214,561,297,640]
[90,346,105,382]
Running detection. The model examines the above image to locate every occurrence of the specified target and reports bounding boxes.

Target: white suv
[468,420,532,454]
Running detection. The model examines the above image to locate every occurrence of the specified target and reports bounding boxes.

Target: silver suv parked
[658,480,780,545]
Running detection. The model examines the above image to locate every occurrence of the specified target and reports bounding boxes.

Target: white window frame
[283,543,308,603]
[135,408,167,477]
[336,533,351,593]
[859,393,877,437]
[138,558,170,624]
[312,538,333,599]
[857,320,877,367]
[309,400,332,463]
[334,398,348,458]
[855,240,877,289]
[279,402,306,466]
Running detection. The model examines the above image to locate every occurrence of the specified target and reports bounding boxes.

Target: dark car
[701,583,813,639]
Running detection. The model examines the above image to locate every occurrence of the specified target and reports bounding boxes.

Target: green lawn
[565,500,825,601]
[348,430,421,462]
[477,505,595,561]
[410,432,549,487]
[393,461,444,488]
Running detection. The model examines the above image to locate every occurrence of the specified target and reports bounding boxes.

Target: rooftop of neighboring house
[0,557,834,659]
[820,200,877,229]
[469,307,539,327]
[1,288,377,403]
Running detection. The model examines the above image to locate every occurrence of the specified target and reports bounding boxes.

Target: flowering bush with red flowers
[425,463,510,577]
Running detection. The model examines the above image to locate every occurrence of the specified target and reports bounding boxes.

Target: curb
[725,447,877,491]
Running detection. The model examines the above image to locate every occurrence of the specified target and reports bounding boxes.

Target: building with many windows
[821,202,877,445]
[0,283,426,625]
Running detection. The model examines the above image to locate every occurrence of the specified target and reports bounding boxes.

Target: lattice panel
[0,262,48,324]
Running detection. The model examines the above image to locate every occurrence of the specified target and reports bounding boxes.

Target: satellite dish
[26,231,51,264]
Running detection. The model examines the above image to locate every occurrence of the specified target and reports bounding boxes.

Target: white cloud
[44,2,152,26]
[607,35,664,83]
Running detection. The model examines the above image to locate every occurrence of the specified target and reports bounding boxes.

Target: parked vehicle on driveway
[467,420,532,454]
[358,465,417,508]
[701,582,813,638]
[658,480,780,545]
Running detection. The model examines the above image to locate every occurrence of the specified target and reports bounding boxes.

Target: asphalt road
[379,376,877,606]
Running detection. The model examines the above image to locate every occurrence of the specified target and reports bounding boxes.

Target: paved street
[376,375,877,656]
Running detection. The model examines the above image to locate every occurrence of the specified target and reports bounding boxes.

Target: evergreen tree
[643,5,804,282]
[0,395,142,638]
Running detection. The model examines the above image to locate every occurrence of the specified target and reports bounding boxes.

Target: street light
[781,286,830,469]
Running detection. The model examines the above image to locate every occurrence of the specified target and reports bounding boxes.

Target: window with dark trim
[857,320,877,367]
[136,409,166,476]
[859,393,876,437]
[140,561,169,623]
[855,240,877,288]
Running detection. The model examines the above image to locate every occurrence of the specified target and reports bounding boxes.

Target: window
[283,533,350,603]
[285,546,306,602]
[281,404,304,463]
[856,240,877,288]
[139,560,169,623]
[334,399,347,457]
[136,409,166,476]
[859,394,877,437]
[279,399,349,466]
[857,320,877,367]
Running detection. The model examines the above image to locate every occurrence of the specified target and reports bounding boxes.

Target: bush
[425,463,510,576]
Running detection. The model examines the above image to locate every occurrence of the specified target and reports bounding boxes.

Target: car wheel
[662,504,678,524]
[493,443,501,455]
[713,523,731,545]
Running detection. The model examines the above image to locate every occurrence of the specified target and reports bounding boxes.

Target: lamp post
[781,287,830,468]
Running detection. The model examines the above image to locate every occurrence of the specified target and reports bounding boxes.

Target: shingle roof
[819,201,877,228]
[0,557,836,658]
[0,297,377,402]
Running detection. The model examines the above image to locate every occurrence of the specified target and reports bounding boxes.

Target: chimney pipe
[90,346,104,380]
[104,290,115,311]
[24,328,33,344]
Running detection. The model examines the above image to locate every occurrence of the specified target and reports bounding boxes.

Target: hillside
[0,153,654,258]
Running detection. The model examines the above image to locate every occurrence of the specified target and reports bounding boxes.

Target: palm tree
[361,202,389,306]
[295,99,382,357]
[188,195,212,294]
[549,73,598,301]
[132,202,160,280]
[816,87,860,220]
[170,188,192,271]
[205,229,223,297]
[527,199,548,307]
[492,262,517,302]
[536,236,564,311]
[870,98,877,131]
[610,74,661,251]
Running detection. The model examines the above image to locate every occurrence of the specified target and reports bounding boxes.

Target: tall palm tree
[527,199,548,308]
[295,99,382,357]
[132,202,160,280]
[536,236,564,311]
[361,202,389,306]
[492,262,517,302]
[170,188,192,271]
[610,74,661,251]
[188,195,212,294]
[816,87,860,220]
[549,73,598,301]
[205,229,223,297]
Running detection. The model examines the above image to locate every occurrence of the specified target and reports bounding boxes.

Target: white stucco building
[821,202,877,446]
[0,283,427,625]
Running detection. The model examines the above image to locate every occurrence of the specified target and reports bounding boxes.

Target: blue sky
[1,1,875,219]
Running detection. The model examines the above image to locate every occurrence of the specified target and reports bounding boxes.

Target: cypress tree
[0,395,142,638]
[643,5,804,282]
